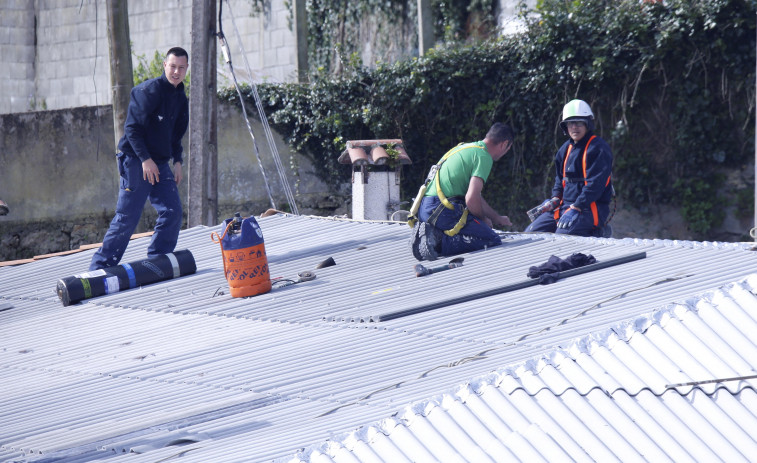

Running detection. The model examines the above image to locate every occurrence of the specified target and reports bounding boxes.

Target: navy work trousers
[89,153,182,270]
[419,196,501,257]
[526,203,608,237]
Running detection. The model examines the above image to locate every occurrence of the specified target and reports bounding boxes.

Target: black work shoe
[409,221,422,260]
[418,222,440,261]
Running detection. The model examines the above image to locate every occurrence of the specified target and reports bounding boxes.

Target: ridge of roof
[283,272,757,462]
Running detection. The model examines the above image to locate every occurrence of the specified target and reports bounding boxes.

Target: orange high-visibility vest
[554,135,611,226]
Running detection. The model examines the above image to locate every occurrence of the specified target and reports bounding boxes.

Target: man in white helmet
[525,99,614,237]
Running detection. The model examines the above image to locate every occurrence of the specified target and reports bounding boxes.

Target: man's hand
[174,162,183,185]
[540,197,561,213]
[142,158,159,185]
[557,206,580,229]
[494,215,512,227]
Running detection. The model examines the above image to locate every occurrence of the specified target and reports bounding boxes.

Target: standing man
[526,99,614,237]
[90,47,189,270]
[409,122,514,261]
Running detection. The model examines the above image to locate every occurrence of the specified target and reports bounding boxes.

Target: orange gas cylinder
[211,213,272,297]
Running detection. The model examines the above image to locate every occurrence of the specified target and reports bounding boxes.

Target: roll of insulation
[56,249,197,306]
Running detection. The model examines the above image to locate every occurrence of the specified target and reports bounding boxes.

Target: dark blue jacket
[118,73,189,165]
[550,132,613,212]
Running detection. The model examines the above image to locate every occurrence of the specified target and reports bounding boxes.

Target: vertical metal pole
[417,0,434,56]
[293,0,309,83]
[188,0,218,227]
[754,12,757,240]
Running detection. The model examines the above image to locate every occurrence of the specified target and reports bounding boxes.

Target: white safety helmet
[560,99,595,134]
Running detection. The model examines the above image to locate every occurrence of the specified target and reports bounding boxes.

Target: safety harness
[554,135,614,227]
[407,143,485,237]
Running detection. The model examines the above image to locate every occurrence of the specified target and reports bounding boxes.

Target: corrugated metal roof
[1,214,757,462]
[286,277,757,462]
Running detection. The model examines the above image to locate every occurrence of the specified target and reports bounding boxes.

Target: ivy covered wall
[228,0,755,239]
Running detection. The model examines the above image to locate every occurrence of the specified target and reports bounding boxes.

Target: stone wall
[0,0,536,115]
[0,103,345,261]
[0,0,297,114]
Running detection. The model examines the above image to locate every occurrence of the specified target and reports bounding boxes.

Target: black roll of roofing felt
[56,249,197,306]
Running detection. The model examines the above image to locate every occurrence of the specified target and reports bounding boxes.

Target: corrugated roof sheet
[286,276,757,462]
[1,214,757,462]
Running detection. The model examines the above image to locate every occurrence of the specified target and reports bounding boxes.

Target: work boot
[409,221,423,260]
[418,222,440,261]
[0,200,8,216]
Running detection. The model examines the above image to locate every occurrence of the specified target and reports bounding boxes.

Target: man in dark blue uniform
[526,99,614,237]
[90,47,189,270]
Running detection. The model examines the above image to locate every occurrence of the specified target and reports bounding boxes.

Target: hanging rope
[217,0,277,211]
[219,0,300,215]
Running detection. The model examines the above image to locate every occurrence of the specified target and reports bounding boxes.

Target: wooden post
[105,0,132,149]
[188,0,218,227]
[293,0,309,83]
[417,0,434,56]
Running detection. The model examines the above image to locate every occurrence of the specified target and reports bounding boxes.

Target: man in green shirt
[410,122,514,261]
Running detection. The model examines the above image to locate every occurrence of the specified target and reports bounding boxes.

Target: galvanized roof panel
[2,214,757,462]
[284,278,757,462]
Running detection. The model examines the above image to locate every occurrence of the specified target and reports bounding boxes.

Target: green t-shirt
[425,141,493,198]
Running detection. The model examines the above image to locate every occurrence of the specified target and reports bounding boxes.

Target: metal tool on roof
[211,213,272,298]
[56,249,197,306]
[415,257,464,277]
[272,270,316,289]
[270,257,335,290]
[372,251,647,321]
[315,256,336,269]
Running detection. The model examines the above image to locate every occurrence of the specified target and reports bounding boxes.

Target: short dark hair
[486,122,514,144]
[166,47,189,62]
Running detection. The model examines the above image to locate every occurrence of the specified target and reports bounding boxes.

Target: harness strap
[555,136,597,221]
[426,143,487,237]
[434,143,484,210]
[407,143,475,230]
[554,135,614,228]
[427,199,470,237]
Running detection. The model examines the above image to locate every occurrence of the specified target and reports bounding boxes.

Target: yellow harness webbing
[433,143,486,236]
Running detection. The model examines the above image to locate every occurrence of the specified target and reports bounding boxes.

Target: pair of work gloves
[532,197,579,229]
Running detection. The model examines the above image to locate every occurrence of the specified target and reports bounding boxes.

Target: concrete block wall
[1,1,37,113]
[0,103,342,260]
[0,0,533,114]
[0,0,297,114]
[0,102,332,223]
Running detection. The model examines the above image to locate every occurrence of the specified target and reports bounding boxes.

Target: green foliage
[243,0,502,76]
[133,50,164,85]
[432,0,499,43]
[674,177,726,235]
[304,0,415,76]
[224,0,755,239]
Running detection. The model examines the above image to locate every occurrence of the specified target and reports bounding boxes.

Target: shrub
[224,0,755,237]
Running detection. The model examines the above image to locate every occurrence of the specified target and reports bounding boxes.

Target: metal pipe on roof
[371,252,647,322]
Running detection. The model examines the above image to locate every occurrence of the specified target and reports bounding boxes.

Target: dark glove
[557,207,580,229]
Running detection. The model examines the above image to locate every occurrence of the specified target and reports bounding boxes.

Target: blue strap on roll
[56,249,197,307]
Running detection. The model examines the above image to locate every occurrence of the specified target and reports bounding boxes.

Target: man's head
[485,122,514,160]
[164,47,189,87]
[560,99,594,141]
